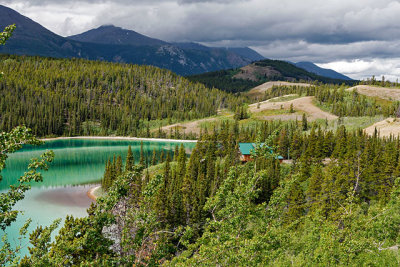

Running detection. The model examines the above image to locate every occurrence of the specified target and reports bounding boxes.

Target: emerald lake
[0,138,196,257]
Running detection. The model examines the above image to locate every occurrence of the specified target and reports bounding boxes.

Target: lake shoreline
[87,185,101,201]
[41,136,197,143]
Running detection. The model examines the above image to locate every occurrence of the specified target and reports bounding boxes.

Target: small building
[238,143,284,163]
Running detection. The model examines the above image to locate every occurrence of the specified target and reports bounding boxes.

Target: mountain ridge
[68,25,167,46]
[0,5,256,75]
[295,61,352,80]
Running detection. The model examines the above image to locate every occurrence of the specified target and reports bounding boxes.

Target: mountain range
[0,4,351,79]
[0,5,262,75]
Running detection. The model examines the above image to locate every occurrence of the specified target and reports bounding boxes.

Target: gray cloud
[177,0,249,4]
[2,0,400,79]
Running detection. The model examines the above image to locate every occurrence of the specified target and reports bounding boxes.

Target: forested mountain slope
[0,55,243,137]
[188,59,357,93]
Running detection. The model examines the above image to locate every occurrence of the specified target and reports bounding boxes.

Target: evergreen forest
[0,54,243,137]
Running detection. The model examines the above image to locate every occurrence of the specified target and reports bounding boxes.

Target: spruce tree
[101,159,110,190]
[139,141,145,166]
[160,150,165,163]
[125,145,134,172]
[306,164,324,213]
[177,144,187,180]
[289,103,294,113]
[302,113,308,131]
[115,155,122,177]
[151,148,157,166]
[285,176,305,223]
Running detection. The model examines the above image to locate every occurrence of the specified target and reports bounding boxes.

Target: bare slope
[247,81,312,98]
[364,118,400,137]
[347,85,400,101]
[160,117,223,136]
[249,96,338,121]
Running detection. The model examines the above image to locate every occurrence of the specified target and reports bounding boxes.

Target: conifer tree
[302,113,308,131]
[177,144,187,180]
[160,150,165,163]
[115,155,123,177]
[173,145,179,161]
[101,159,110,190]
[151,148,157,166]
[139,141,145,166]
[125,145,134,171]
[169,145,185,225]
[182,146,200,224]
[306,164,324,213]
[285,176,305,222]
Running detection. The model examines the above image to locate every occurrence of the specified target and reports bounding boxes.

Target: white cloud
[318,58,400,81]
[4,0,400,43]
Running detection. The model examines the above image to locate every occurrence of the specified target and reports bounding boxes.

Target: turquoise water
[0,138,196,258]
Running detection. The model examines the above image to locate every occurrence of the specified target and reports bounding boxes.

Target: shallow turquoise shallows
[0,138,196,257]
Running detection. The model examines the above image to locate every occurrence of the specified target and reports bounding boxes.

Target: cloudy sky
[2,0,400,80]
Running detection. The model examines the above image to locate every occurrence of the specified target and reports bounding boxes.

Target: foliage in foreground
[0,126,54,265]
[16,121,400,266]
[171,172,400,266]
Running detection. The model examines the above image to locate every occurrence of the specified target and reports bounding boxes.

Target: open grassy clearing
[246,81,312,99]
[159,110,234,136]
[364,117,400,137]
[252,108,298,117]
[268,94,302,102]
[250,106,304,121]
[249,96,338,121]
[347,85,400,101]
[146,162,175,176]
[313,115,385,132]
